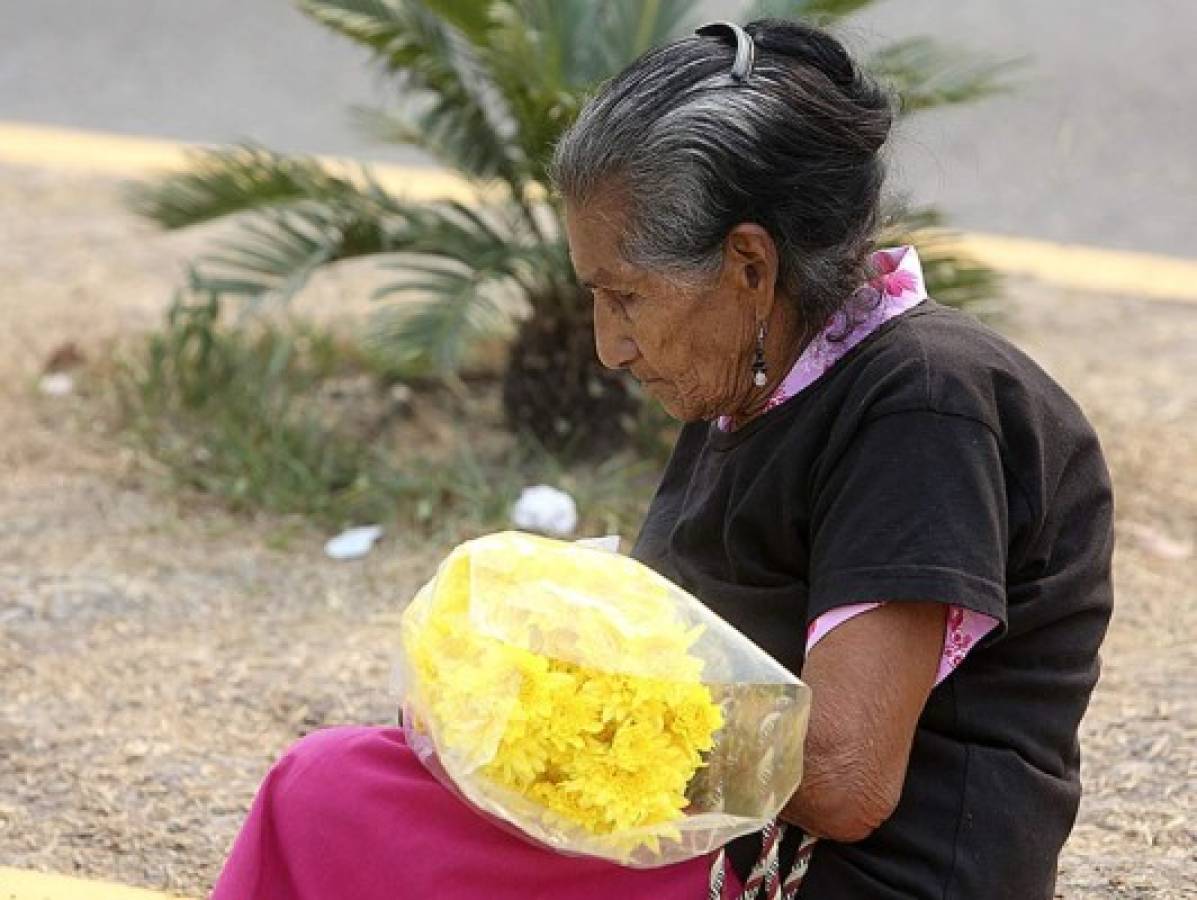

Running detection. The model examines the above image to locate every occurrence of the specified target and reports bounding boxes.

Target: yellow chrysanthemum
[402,532,725,852]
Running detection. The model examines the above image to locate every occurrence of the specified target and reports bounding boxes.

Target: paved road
[4,0,1195,257]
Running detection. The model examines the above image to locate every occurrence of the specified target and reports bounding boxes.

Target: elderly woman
[212,19,1112,900]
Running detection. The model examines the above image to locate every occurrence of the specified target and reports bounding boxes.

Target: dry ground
[0,166,1194,897]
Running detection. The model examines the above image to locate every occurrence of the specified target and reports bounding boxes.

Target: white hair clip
[695,20,756,83]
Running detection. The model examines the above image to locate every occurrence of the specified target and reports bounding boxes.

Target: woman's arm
[780,601,945,843]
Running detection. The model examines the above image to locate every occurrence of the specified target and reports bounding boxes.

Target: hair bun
[747,20,855,86]
[746,18,892,149]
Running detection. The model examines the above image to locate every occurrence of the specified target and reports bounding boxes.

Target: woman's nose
[593,300,638,370]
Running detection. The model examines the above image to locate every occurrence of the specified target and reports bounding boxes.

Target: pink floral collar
[717,245,928,431]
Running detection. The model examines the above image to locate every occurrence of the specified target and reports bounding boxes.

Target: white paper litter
[324,525,384,560]
[38,373,75,396]
[510,485,578,537]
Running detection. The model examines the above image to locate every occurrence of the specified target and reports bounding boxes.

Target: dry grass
[1,165,1194,897]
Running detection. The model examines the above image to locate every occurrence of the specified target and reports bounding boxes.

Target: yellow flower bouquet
[398,531,810,867]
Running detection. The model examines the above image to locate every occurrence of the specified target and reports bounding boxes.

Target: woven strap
[707,823,817,900]
[708,847,728,899]
[782,834,818,900]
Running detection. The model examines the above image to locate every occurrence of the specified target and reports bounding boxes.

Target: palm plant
[128,0,1013,453]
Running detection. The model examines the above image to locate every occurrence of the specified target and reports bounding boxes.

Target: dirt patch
[1,165,1195,897]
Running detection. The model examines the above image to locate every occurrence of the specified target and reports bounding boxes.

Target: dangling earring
[752,321,768,387]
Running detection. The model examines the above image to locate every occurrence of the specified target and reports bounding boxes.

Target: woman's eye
[593,289,636,315]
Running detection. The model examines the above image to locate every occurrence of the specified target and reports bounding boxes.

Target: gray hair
[552,19,894,335]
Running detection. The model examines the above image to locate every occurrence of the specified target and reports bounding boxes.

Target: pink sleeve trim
[805,603,999,687]
[805,602,882,651]
[937,605,999,685]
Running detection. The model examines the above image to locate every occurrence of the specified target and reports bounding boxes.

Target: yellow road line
[3,120,1197,303]
[0,122,191,175]
[949,232,1197,305]
[0,121,475,201]
[0,867,190,900]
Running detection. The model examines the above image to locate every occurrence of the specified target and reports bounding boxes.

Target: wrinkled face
[564,194,786,422]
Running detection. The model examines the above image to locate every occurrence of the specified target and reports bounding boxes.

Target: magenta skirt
[211,725,742,899]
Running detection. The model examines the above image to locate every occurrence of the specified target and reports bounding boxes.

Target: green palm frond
[349,101,511,182]
[369,263,512,375]
[593,1,699,73]
[478,2,583,172]
[513,0,696,88]
[487,1,596,89]
[196,199,530,302]
[127,136,556,308]
[128,147,410,300]
[866,37,1022,114]
[740,0,875,25]
[392,201,568,292]
[881,203,1001,309]
[913,246,1002,311]
[363,201,574,374]
[198,197,401,300]
[416,0,492,44]
[475,0,698,174]
[125,144,363,229]
[298,0,525,185]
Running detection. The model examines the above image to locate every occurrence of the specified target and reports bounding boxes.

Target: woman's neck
[728,310,812,426]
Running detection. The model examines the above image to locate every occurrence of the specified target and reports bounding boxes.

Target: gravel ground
[1,167,1194,897]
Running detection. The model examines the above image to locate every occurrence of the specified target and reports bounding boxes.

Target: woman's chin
[652,393,704,423]
[659,404,693,422]
[639,380,706,423]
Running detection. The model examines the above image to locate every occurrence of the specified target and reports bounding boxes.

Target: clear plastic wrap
[397,531,810,868]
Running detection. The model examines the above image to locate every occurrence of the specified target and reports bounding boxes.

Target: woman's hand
[780,601,945,843]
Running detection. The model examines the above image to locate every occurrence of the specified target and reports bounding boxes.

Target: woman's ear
[725,222,779,318]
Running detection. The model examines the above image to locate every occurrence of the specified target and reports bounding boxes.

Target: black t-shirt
[632,299,1114,899]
